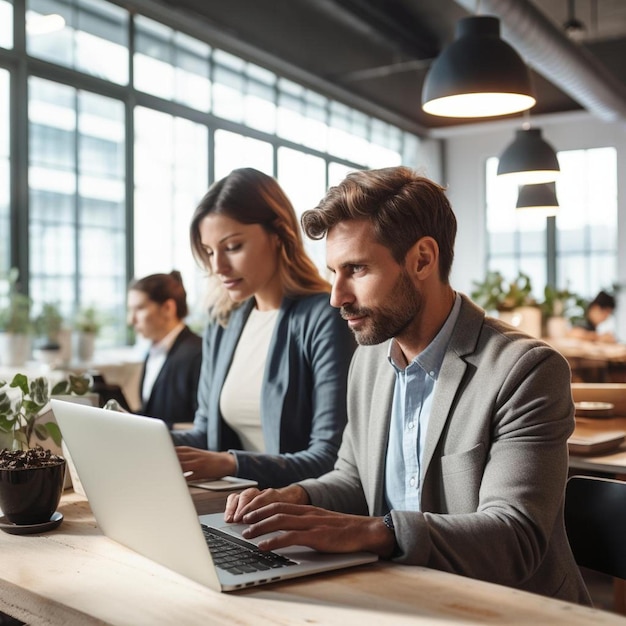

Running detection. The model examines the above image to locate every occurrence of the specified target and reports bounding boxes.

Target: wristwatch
[383,511,401,557]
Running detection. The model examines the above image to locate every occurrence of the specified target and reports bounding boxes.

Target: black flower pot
[0,459,66,524]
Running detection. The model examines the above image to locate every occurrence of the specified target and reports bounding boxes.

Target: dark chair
[564,475,626,580]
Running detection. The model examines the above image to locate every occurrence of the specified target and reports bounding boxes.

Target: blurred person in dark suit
[128,270,202,427]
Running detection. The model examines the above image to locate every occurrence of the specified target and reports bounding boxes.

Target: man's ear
[405,236,439,280]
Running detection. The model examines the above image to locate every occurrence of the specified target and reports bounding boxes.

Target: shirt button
[409,476,416,487]
[407,421,414,430]
[429,370,435,377]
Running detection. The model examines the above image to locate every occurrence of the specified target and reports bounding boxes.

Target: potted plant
[0,268,34,367]
[35,302,64,349]
[74,305,102,362]
[539,285,587,338]
[34,302,66,366]
[0,373,91,528]
[471,271,542,337]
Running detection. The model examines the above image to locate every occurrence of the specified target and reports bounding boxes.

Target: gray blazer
[300,294,590,605]
[172,293,355,489]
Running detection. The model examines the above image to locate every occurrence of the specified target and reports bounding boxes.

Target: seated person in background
[127,271,202,428]
[568,290,617,343]
[171,167,355,489]
[225,166,590,605]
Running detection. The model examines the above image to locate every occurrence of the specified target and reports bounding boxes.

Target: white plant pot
[546,316,570,339]
[0,332,33,366]
[57,328,73,365]
[77,332,96,362]
[498,306,542,339]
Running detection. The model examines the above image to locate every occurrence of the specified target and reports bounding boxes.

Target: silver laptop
[50,399,377,591]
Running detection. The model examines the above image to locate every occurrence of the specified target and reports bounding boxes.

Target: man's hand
[175,446,236,480]
[224,484,309,522]
[239,502,396,557]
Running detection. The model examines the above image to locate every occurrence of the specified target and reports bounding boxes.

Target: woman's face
[127,290,173,342]
[199,213,283,310]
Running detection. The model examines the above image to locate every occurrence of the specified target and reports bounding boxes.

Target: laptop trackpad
[217,523,284,546]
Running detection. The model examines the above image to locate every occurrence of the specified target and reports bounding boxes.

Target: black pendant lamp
[497,127,560,185]
[421,16,536,118]
[516,182,559,216]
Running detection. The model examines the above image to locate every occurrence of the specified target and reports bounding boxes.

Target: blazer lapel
[420,295,485,481]
[364,344,396,515]
[420,353,467,477]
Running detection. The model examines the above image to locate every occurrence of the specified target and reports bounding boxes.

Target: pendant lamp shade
[421,16,536,118]
[516,182,559,217]
[497,128,560,184]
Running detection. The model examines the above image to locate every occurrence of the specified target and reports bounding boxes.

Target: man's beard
[341,270,421,345]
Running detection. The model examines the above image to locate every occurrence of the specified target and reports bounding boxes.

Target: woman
[172,168,355,489]
[568,290,617,343]
[128,271,202,427]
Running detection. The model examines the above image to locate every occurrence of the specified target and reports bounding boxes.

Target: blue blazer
[172,293,355,488]
[138,325,202,428]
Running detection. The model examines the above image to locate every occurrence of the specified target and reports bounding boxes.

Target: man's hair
[301,166,457,282]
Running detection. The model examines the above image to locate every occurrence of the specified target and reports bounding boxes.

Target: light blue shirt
[384,293,462,513]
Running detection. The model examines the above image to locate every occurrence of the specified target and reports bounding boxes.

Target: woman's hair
[302,166,457,283]
[190,168,329,323]
[128,270,189,320]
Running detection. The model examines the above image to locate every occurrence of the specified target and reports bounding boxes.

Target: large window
[2,0,418,347]
[0,69,9,278]
[277,148,327,273]
[135,15,211,110]
[134,107,208,316]
[29,77,126,344]
[485,147,618,300]
[0,0,12,49]
[27,0,128,85]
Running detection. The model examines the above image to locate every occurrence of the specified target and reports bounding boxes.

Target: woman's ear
[406,236,440,280]
[162,297,178,319]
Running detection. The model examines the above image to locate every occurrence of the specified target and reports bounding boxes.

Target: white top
[141,323,185,403]
[220,307,279,452]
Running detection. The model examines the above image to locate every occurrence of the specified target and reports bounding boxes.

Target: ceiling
[150,0,626,136]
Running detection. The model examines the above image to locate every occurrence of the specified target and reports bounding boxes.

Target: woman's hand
[175,446,236,480]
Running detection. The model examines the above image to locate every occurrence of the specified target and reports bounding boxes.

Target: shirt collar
[387,292,462,377]
[150,322,185,356]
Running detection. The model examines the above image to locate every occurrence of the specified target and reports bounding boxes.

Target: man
[224,166,590,605]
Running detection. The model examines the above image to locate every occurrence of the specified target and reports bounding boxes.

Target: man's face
[326,219,422,345]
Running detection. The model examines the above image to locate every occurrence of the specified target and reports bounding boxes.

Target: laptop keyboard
[201,525,297,575]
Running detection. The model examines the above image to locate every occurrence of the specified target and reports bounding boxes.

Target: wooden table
[1,491,625,626]
[569,416,626,477]
[547,339,626,383]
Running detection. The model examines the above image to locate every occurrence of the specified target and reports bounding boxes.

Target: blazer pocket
[439,443,485,513]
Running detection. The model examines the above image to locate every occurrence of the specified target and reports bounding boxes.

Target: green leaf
[34,423,49,441]
[51,380,70,396]
[68,374,91,396]
[44,422,63,447]
[0,393,12,415]
[0,416,14,432]
[30,377,49,406]
[10,373,29,396]
[22,398,46,415]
